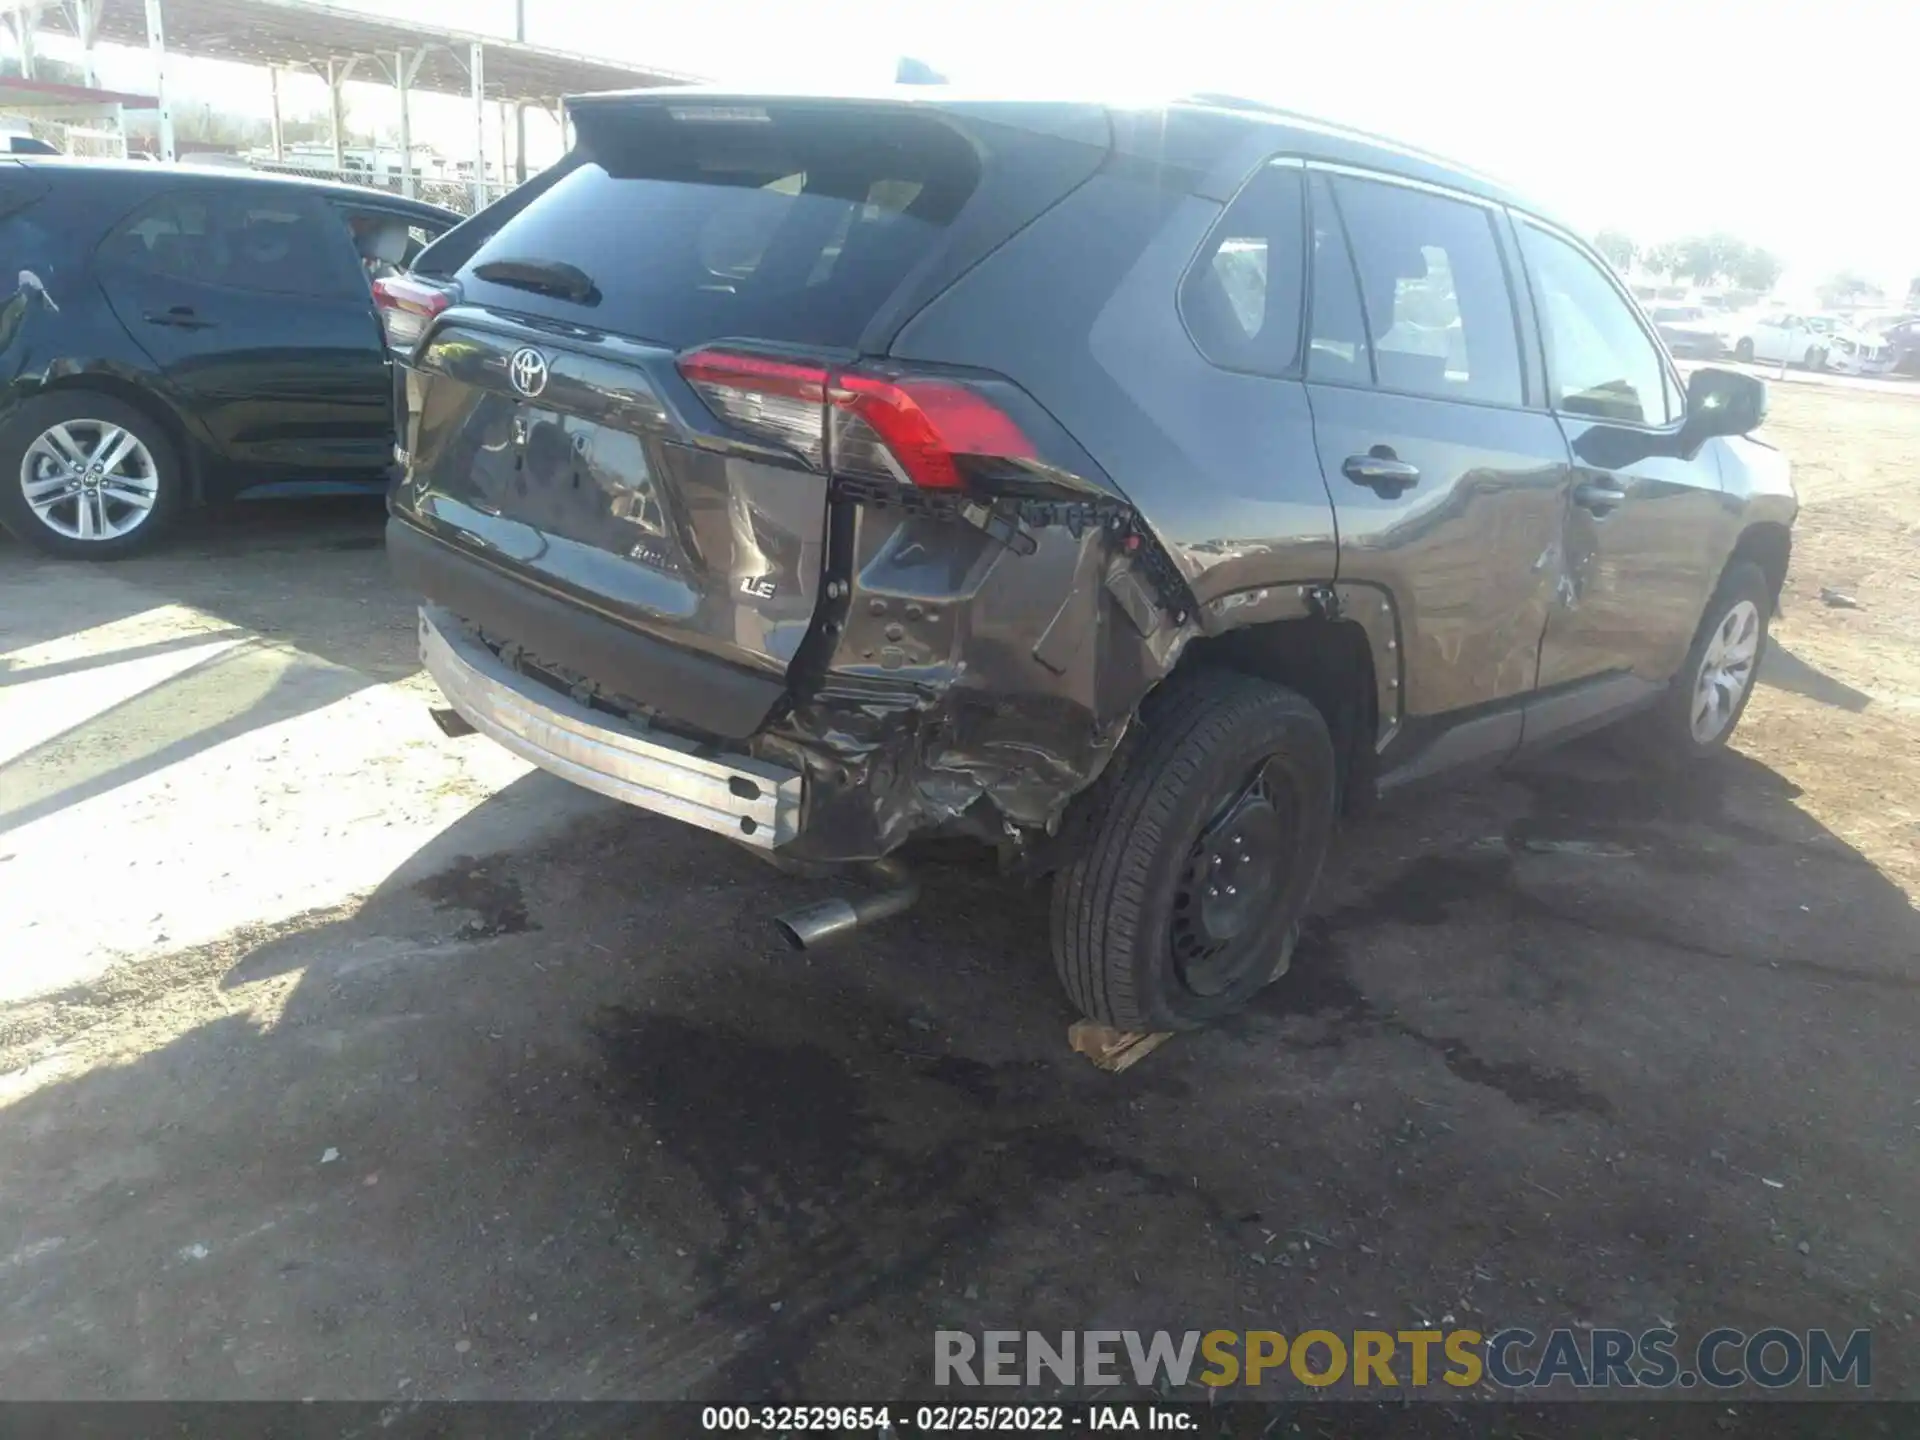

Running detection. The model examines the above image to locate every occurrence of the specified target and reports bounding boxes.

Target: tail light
[373,274,454,356]
[678,347,1036,491]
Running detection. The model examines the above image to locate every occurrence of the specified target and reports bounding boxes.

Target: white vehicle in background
[2,131,61,155]
[1805,315,1896,375]
[1731,311,1893,374]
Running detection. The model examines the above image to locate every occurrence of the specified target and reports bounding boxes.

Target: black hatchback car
[0,158,458,556]
[389,91,1795,1032]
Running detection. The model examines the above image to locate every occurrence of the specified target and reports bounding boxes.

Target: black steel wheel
[1051,669,1336,1031]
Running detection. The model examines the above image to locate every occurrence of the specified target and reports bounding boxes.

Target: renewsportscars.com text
[935,1327,1871,1391]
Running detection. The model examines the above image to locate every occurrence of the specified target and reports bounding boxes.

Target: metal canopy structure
[28,0,696,103]
[5,0,699,204]
[0,73,154,117]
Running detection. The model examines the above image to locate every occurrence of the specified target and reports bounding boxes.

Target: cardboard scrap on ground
[1067,1020,1172,1073]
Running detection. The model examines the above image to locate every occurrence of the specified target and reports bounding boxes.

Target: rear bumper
[387,516,785,740]
[420,605,803,849]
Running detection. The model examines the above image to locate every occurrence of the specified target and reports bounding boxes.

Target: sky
[27,0,1919,300]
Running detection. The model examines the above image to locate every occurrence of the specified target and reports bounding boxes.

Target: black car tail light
[373,275,454,356]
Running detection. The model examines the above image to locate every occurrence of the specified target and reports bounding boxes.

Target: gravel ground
[1,383,1916,1409]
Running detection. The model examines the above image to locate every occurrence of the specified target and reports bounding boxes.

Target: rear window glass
[459,105,980,350]
[1180,163,1306,377]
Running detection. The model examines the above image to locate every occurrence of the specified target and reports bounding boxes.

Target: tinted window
[1330,175,1524,406]
[458,106,980,350]
[1305,174,1370,386]
[1518,223,1671,425]
[1181,163,1305,377]
[100,187,361,299]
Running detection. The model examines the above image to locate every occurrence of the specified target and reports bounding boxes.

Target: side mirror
[1685,366,1767,440]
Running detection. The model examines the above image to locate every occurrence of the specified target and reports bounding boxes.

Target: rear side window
[1330,175,1524,407]
[1517,222,1672,425]
[457,105,981,351]
[1306,174,1371,386]
[1180,163,1305,377]
[99,187,364,299]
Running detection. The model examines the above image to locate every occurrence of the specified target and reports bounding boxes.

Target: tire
[1805,348,1827,372]
[1734,338,1755,362]
[1050,669,1337,1032]
[1626,560,1771,766]
[0,391,184,558]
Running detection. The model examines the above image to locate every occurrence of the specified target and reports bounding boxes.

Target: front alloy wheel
[1689,598,1761,745]
[21,419,161,543]
[1623,559,1772,766]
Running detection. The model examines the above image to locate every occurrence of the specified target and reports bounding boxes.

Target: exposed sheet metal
[421,606,801,848]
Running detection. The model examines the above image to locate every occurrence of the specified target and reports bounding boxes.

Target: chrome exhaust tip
[775,898,862,950]
[773,857,920,950]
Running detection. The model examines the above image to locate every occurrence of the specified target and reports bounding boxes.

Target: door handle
[1341,450,1421,496]
[1572,478,1628,515]
[143,307,217,330]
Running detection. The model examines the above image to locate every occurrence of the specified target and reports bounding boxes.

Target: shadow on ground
[1,496,413,834]
[2,740,1917,1403]
[0,495,402,679]
[1761,641,1874,714]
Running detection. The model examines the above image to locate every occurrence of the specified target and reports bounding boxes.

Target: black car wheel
[0,392,183,558]
[1734,337,1755,362]
[1050,669,1336,1032]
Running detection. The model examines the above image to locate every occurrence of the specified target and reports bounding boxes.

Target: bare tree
[1642,241,1683,278]
[1816,270,1882,309]
[1594,229,1637,273]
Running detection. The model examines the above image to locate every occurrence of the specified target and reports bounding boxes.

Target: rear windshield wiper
[471,258,601,305]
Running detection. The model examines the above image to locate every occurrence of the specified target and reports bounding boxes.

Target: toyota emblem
[508,347,549,398]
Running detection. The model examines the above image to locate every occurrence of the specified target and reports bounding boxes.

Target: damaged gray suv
[386,90,1795,1031]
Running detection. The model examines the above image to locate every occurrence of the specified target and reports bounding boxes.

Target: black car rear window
[457,103,981,351]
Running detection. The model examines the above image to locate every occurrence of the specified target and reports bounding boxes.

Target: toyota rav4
[385,90,1795,1032]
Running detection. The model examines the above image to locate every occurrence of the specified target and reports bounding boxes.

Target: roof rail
[1176,91,1506,190]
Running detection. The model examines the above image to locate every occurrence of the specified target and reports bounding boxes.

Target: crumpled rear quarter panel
[761,497,1192,861]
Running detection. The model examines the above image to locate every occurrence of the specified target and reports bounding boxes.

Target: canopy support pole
[396,48,424,197]
[512,0,527,183]
[469,40,487,208]
[142,0,173,163]
[77,0,100,86]
[15,2,35,80]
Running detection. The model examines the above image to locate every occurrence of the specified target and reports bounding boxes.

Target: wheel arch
[1727,520,1792,603]
[1173,605,1384,817]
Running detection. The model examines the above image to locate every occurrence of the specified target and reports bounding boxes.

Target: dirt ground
[1,382,1916,1409]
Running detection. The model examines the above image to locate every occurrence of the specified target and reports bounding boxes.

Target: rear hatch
[394,93,1110,733]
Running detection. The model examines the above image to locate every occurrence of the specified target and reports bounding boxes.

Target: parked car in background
[2,132,60,156]
[1647,303,1729,359]
[386,89,1795,1032]
[1865,316,1920,376]
[1804,315,1895,375]
[0,157,459,556]
[1731,310,1855,370]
